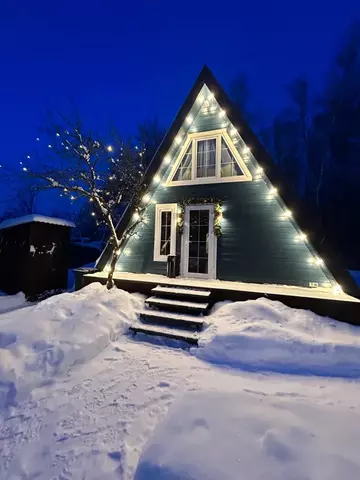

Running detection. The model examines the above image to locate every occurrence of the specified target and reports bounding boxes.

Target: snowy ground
[1,284,360,479]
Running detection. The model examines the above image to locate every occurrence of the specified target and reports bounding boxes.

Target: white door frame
[180,204,217,280]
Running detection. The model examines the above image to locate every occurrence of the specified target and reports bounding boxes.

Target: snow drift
[0,292,28,314]
[195,298,360,377]
[0,283,143,408]
[135,390,360,480]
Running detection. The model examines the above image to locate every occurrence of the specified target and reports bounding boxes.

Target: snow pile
[195,298,360,377]
[0,283,143,408]
[135,390,360,480]
[0,291,28,314]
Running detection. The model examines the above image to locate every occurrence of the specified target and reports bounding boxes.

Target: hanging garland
[177,198,223,236]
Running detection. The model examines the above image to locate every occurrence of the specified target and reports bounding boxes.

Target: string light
[26,155,30,159]
[219,109,226,118]
[175,135,182,145]
[142,194,150,203]
[186,115,193,125]
[107,145,113,152]
[297,233,307,241]
[231,128,237,137]
[70,195,75,200]
[164,156,171,165]
[36,137,40,141]
[48,144,52,148]
[197,95,204,103]
[208,91,215,100]
[22,167,27,172]
[269,187,278,196]
[282,209,292,218]
[133,212,140,220]
[91,212,96,216]
[154,174,161,183]
[242,146,250,155]
[315,258,324,266]
[56,132,60,137]
[256,166,263,175]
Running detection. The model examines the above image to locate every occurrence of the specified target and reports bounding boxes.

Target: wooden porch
[77,270,360,325]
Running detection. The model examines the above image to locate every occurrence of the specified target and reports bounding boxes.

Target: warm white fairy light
[269,187,278,195]
[242,146,250,155]
[70,195,75,200]
[175,135,182,145]
[298,233,307,241]
[133,212,140,221]
[124,248,131,256]
[186,115,193,125]
[197,95,204,103]
[91,212,96,216]
[48,144,52,148]
[107,145,113,152]
[256,166,263,175]
[283,209,292,218]
[164,156,171,165]
[231,127,237,137]
[56,132,60,137]
[208,91,214,100]
[22,167,27,172]
[142,193,150,203]
[36,137,40,141]
[26,155,30,159]
[315,257,324,266]
[219,109,226,118]
[153,174,161,183]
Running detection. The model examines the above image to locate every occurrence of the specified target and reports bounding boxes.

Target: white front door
[181,205,217,279]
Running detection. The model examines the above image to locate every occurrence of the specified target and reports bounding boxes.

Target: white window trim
[166,128,252,186]
[153,203,177,262]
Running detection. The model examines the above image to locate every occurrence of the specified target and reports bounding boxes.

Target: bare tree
[24,118,149,289]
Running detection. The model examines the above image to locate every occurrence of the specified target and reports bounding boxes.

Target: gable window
[167,129,252,186]
[197,139,216,178]
[153,204,177,262]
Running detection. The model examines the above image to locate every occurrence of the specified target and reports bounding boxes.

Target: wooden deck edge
[79,273,360,326]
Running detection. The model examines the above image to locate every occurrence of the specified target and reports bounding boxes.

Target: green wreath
[177,197,223,236]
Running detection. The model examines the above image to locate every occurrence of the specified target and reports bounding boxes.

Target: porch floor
[85,271,359,304]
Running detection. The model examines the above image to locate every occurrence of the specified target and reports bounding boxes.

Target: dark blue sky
[1,0,360,211]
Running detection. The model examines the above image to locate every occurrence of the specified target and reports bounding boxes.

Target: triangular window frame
[166,128,252,186]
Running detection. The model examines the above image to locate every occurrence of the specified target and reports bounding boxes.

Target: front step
[151,285,211,301]
[145,296,209,314]
[139,309,204,331]
[129,324,199,345]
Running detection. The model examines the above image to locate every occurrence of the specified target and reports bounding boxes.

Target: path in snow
[1,334,360,479]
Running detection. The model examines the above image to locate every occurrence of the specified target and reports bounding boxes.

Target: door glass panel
[188,209,209,274]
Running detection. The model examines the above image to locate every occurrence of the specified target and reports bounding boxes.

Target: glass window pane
[198,258,208,274]
[189,257,198,273]
[159,210,172,256]
[221,138,243,177]
[173,143,192,181]
[197,139,216,178]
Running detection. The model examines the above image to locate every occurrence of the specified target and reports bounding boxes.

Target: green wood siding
[116,86,332,288]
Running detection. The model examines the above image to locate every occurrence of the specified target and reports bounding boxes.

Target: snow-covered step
[145,296,209,314]
[129,324,199,345]
[139,309,204,330]
[151,285,211,301]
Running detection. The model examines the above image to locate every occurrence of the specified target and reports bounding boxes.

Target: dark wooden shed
[0,214,75,299]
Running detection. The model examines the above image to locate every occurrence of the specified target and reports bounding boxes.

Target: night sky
[1,0,360,211]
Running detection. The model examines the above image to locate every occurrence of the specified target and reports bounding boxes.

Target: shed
[0,214,75,299]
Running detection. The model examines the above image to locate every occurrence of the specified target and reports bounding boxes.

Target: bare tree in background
[24,118,149,289]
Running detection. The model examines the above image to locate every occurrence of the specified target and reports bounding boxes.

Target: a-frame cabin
[78,66,360,326]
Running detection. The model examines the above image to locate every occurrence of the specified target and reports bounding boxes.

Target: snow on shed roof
[0,214,75,230]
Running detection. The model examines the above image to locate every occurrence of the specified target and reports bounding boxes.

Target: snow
[1,283,360,479]
[0,283,142,409]
[195,298,360,377]
[0,291,28,314]
[136,390,360,480]
[0,214,75,230]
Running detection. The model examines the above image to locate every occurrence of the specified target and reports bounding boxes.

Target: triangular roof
[97,65,359,298]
